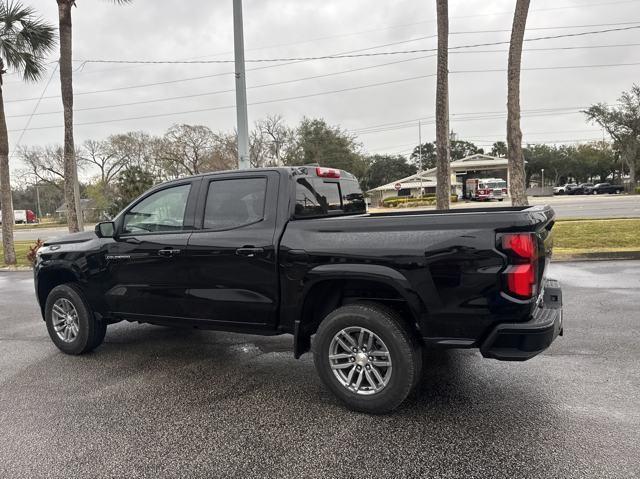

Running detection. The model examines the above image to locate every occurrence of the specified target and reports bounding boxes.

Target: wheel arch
[36,266,81,319]
[293,264,426,358]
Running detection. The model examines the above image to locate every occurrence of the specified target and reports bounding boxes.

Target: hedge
[382,195,458,207]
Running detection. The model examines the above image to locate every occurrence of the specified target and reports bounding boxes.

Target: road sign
[394,182,402,191]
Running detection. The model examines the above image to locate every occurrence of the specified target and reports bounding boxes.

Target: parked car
[34,166,563,413]
[567,183,594,195]
[0,209,37,224]
[589,183,625,195]
[553,183,577,195]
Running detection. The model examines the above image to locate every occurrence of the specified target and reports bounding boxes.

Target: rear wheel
[313,302,422,413]
[45,283,106,355]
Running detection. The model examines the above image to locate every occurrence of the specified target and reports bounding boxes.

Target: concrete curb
[552,251,640,262]
[0,266,32,272]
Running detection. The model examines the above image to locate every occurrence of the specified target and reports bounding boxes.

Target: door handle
[158,248,181,257]
[235,247,264,257]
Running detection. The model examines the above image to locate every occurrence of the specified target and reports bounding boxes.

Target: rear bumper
[480,279,563,361]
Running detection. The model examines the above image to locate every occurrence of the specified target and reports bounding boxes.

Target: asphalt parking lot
[1,261,639,478]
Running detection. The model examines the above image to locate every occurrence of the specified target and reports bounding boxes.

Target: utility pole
[418,120,423,197]
[233,0,250,169]
[35,179,42,220]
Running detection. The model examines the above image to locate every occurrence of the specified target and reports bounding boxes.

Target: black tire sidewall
[313,304,419,413]
[45,284,96,355]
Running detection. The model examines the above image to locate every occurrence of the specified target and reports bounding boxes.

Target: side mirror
[95,221,116,238]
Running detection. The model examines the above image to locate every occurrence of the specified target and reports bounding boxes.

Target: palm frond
[0,0,56,83]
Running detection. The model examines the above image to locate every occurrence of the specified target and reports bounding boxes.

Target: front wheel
[45,283,107,355]
[313,302,422,413]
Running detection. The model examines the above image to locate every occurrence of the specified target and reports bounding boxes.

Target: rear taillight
[500,233,538,299]
[316,167,340,178]
[502,188,507,194]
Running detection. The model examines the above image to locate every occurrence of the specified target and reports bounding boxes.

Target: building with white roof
[367,154,509,206]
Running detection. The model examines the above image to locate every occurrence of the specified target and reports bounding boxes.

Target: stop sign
[394,182,402,191]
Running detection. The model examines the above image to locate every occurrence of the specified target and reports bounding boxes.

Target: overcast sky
[5,0,640,175]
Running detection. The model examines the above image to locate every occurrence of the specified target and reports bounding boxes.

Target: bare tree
[19,146,69,189]
[435,0,451,210]
[255,115,296,167]
[155,124,235,178]
[79,139,129,185]
[507,0,530,206]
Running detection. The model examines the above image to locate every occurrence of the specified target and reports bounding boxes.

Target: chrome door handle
[235,247,264,257]
[158,248,181,257]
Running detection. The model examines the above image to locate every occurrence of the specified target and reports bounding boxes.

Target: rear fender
[293,263,425,358]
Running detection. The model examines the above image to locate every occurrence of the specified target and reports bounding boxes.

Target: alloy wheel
[328,327,392,395]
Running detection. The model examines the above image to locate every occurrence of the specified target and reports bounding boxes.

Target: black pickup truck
[34,166,563,413]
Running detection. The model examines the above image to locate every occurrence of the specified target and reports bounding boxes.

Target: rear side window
[341,180,366,213]
[204,178,267,230]
[295,178,365,217]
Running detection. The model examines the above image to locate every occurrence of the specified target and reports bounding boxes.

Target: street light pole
[541,168,545,190]
[233,0,250,169]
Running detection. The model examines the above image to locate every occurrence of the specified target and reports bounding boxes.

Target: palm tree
[0,2,55,265]
[435,0,450,210]
[57,0,132,233]
[507,0,530,206]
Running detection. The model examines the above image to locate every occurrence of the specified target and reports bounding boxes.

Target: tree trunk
[0,79,16,265]
[435,0,450,210]
[58,0,83,232]
[507,0,530,207]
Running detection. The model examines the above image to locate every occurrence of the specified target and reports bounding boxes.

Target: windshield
[484,180,506,189]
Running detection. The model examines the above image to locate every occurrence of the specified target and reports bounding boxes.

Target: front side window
[204,177,267,230]
[123,184,191,234]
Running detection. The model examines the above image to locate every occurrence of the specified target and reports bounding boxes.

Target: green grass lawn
[553,218,640,254]
[0,241,35,268]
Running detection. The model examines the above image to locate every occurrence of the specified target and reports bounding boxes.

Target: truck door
[103,179,199,320]
[185,171,280,329]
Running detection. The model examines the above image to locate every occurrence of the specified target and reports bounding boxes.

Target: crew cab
[34,167,563,413]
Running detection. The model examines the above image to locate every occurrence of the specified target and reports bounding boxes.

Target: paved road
[0,261,638,478]
[371,194,640,218]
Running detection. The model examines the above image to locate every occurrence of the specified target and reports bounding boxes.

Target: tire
[593,190,598,195]
[45,283,106,355]
[313,302,422,414]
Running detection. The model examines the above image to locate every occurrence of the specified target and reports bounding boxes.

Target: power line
[8,58,637,132]
[73,25,640,65]
[8,65,58,158]
[7,41,640,108]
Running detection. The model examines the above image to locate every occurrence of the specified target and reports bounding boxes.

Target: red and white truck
[0,209,38,224]
[465,178,508,201]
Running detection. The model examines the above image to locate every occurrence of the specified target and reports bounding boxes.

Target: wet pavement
[0,261,638,478]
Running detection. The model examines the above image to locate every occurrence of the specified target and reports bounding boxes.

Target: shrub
[636,186,640,194]
[382,195,458,207]
[27,239,44,267]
